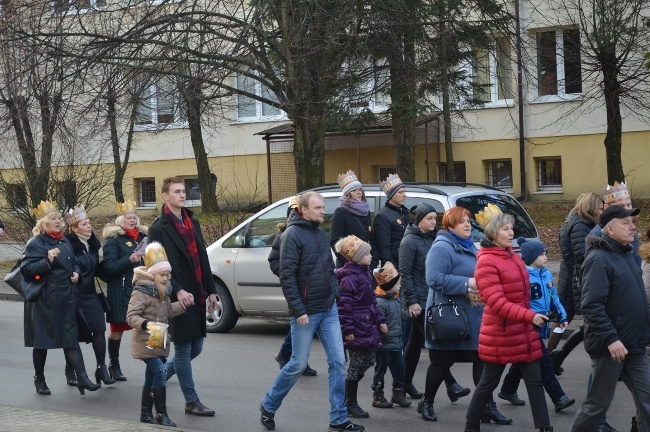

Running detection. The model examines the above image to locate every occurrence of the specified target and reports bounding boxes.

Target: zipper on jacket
[314,230,329,302]
[122,275,126,291]
[303,278,309,301]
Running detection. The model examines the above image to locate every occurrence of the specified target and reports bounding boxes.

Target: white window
[52,0,106,14]
[485,160,512,190]
[137,179,157,207]
[536,158,562,191]
[535,28,582,100]
[471,38,515,105]
[235,72,284,121]
[7,184,27,210]
[183,178,201,208]
[134,75,186,129]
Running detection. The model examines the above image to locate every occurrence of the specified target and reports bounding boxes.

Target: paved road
[0,300,638,432]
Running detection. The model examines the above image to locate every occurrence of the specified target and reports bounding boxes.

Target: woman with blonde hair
[21,201,100,395]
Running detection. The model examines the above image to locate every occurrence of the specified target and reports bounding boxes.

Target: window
[138,179,156,207]
[7,184,27,210]
[54,180,76,209]
[235,71,283,121]
[134,75,186,128]
[439,162,467,182]
[536,29,582,98]
[537,158,562,191]
[485,160,512,189]
[471,38,515,104]
[377,166,396,183]
[52,0,105,14]
[184,178,201,207]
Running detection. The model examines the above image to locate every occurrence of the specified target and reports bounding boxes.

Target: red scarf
[163,205,206,314]
[123,226,140,242]
[45,229,63,241]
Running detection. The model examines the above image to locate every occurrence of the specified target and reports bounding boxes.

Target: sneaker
[260,403,275,430]
[274,355,288,369]
[553,395,575,412]
[302,364,317,376]
[597,423,620,432]
[498,391,526,406]
[329,420,365,431]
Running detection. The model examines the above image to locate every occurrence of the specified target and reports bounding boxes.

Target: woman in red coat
[464,205,553,432]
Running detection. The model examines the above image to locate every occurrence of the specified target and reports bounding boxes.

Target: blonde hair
[483,213,515,242]
[32,213,64,237]
[573,192,604,224]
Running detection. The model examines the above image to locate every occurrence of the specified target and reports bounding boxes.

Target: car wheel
[206,280,238,333]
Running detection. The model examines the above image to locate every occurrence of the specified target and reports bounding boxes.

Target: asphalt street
[0,299,640,432]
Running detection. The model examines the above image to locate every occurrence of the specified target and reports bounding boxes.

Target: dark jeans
[466,361,550,428]
[144,357,167,388]
[278,332,292,361]
[372,350,405,390]
[404,313,455,387]
[501,335,565,403]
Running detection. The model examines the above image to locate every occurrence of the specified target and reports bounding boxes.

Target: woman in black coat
[330,170,378,269]
[21,202,100,395]
[102,202,148,381]
[65,206,115,386]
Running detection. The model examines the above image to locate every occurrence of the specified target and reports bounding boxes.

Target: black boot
[344,379,369,418]
[447,381,471,402]
[76,371,101,395]
[403,382,424,399]
[481,401,513,425]
[152,387,176,427]
[417,396,437,421]
[65,365,77,386]
[464,420,480,432]
[108,338,127,381]
[550,326,584,376]
[34,374,51,395]
[390,387,412,407]
[95,365,116,385]
[140,386,155,424]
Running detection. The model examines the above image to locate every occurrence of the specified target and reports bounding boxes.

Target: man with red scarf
[148,177,218,417]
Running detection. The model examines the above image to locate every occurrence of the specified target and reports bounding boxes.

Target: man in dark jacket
[260,192,364,432]
[148,177,217,417]
[570,206,650,432]
[373,174,410,268]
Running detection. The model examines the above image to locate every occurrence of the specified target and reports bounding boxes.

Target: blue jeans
[144,357,167,388]
[262,304,347,425]
[166,337,204,403]
[372,350,405,390]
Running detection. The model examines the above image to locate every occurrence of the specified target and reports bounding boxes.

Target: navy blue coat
[373,202,410,268]
[400,223,436,309]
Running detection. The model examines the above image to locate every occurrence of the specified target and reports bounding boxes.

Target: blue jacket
[527,265,567,339]
[424,231,482,351]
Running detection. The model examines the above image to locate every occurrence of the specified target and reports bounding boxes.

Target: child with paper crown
[334,235,388,418]
[126,242,186,427]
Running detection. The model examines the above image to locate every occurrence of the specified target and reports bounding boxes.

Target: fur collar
[66,232,101,254]
[638,242,650,262]
[103,224,148,239]
[585,234,632,254]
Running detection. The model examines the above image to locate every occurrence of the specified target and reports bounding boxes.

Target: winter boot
[371,387,393,408]
[34,374,51,395]
[481,401,513,424]
[390,387,412,407]
[140,386,155,424]
[344,379,369,418]
[95,365,116,385]
[65,365,77,386]
[403,382,423,399]
[76,371,101,395]
[447,381,471,402]
[417,396,437,421]
[108,338,127,381]
[550,326,584,376]
[152,387,176,427]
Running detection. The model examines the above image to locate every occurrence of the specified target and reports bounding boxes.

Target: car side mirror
[235,235,246,247]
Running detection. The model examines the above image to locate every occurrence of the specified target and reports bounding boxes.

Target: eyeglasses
[351,188,364,193]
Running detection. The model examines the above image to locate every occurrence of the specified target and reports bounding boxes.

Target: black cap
[599,206,640,228]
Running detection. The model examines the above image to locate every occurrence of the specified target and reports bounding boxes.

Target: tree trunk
[291,114,326,192]
[439,13,455,182]
[601,51,624,183]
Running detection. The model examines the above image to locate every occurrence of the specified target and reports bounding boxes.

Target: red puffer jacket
[475,243,542,364]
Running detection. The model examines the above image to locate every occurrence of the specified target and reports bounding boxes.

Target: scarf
[163,205,206,313]
[45,229,63,241]
[450,231,474,251]
[76,233,90,251]
[123,226,140,242]
[339,195,369,217]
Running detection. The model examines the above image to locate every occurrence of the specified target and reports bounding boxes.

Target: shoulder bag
[4,258,46,302]
[426,284,470,344]
[95,278,111,313]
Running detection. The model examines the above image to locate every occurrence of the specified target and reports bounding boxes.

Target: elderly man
[260,191,364,432]
[570,206,650,432]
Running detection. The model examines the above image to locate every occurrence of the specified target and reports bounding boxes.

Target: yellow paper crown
[380,173,403,195]
[602,181,629,203]
[33,200,60,219]
[288,196,299,209]
[338,235,365,261]
[337,170,359,190]
[64,206,88,226]
[475,203,503,229]
[373,261,399,286]
[144,242,168,269]
[116,199,138,216]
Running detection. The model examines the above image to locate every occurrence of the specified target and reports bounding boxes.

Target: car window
[455,194,538,240]
[247,204,288,247]
[222,224,247,248]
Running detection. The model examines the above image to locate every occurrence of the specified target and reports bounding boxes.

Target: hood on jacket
[404,223,436,240]
[132,267,171,299]
[435,230,477,254]
[375,286,398,299]
[585,234,632,254]
[639,243,650,262]
[286,213,319,231]
[334,262,369,279]
[103,224,149,239]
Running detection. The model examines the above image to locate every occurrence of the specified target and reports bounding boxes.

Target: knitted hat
[144,242,172,275]
[380,173,405,201]
[414,202,436,226]
[64,206,88,226]
[334,235,372,264]
[373,261,400,290]
[517,237,547,266]
[602,181,629,205]
[337,170,362,196]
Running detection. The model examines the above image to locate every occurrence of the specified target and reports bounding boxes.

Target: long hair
[574,192,603,224]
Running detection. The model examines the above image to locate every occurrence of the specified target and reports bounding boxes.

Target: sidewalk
[0,405,204,432]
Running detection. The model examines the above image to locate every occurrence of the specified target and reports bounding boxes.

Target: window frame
[234,72,286,123]
[469,39,516,107]
[439,162,467,182]
[137,178,157,208]
[133,74,187,131]
[536,157,563,192]
[485,159,513,192]
[6,183,27,211]
[532,28,583,103]
[183,177,201,208]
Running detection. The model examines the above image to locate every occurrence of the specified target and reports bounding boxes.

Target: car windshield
[455,194,538,241]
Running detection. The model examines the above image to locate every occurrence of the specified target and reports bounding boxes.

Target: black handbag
[4,258,46,302]
[426,288,470,344]
[95,279,111,313]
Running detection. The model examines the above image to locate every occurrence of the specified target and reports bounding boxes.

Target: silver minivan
[205,183,539,333]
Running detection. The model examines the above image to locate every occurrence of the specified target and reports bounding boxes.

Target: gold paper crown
[337,170,359,190]
[475,203,503,229]
[380,173,403,195]
[144,242,168,269]
[116,199,138,216]
[288,196,299,209]
[373,261,399,286]
[64,206,88,226]
[33,201,60,219]
[338,235,365,261]
[603,181,629,203]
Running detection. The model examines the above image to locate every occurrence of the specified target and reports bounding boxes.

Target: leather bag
[426,293,470,344]
[4,258,46,301]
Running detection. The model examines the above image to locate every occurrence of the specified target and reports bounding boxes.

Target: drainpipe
[515,0,527,199]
